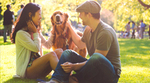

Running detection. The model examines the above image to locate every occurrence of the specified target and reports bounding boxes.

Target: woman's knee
[54,48,63,54]
[47,51,58,59]
[54,48,63,59]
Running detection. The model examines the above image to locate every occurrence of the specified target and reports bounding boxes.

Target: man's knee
[91,53,104,59]
[90,53,107,63]
[61,49,72,58]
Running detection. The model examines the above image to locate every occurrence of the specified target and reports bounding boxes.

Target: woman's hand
[27,20,37,33]
[37,22,42,33]
[50,26,55,34]
[61,62,74,73]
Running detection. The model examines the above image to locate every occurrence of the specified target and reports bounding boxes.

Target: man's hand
[61,62,74,73]
[66,21,72,29]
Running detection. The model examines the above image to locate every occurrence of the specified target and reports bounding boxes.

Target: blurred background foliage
[102,0,150,31]
[0,0,149,33]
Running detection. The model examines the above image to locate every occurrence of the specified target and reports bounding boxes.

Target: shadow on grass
[0,41,12,45]
[3,77,51,83]
[119,39,150,68]
[3,78,37,83]
[0,36,13,45]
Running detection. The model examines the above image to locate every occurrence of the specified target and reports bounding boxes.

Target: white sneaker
[38,79,60,83]
[13,74,21,78]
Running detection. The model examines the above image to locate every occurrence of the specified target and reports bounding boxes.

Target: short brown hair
[85,12,100,20]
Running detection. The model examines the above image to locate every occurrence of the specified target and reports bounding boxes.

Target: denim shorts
[27,52,40,68]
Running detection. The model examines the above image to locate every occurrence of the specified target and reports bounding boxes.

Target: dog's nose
[56,16,60,22]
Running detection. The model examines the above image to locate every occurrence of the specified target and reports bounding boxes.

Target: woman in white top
[11,3,63,79]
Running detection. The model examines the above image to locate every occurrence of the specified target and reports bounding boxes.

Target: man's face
[79,12,88,25]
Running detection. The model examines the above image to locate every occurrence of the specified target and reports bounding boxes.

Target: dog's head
[51,11,69,26]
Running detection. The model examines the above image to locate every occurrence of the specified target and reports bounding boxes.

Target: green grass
[0,36,150,83]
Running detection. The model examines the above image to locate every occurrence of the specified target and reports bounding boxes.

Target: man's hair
[6,4,10,9]
[21,4,24,8]
[85,12,100,20]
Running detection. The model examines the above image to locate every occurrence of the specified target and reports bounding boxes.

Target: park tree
[0,0,115,32]
[0,0,29,28]
[0,0,88,32]
[102,0,150,31]
[138,0,150,9]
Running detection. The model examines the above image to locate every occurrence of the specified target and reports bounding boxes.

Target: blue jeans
[51,50,119,83]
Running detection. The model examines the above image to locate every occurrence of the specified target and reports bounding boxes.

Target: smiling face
[31,9,42,26]
[51,11,68,26]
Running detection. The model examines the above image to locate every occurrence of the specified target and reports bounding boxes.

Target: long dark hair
[11,3,41,43]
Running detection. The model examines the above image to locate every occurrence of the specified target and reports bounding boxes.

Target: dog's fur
[50,11,86,57]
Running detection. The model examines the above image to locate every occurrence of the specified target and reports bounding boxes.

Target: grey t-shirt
[81,21,121,75]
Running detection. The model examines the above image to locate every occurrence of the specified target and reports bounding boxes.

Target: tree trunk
[138,0,150,9]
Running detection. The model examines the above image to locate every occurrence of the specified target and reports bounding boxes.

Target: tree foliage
[2,0,147,32]
[102,0,150,31]
[0,0,88,32]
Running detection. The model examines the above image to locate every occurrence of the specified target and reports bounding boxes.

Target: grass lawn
[0,36,150,83]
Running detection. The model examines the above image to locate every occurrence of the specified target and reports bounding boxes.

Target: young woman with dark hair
[11,3,63,79]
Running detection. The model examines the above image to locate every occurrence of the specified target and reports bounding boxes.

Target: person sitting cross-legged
[39,1,121,83]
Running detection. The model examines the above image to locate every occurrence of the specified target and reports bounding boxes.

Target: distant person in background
[136,22,140,38]
[12,11,15,23]
[12,11,15,32]
[17,4,24,18]
[119,31,124,38]
[148,24,150,39]
[77,22,83,32]
[3,4,13,42]
[139,20,146,39]
[125,21,130,38]
[131,21,135,39]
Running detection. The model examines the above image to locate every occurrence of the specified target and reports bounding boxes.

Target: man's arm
[66,21,86,49]
[95,49,108,57]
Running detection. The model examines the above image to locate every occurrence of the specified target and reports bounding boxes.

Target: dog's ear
[51,15,54,26]
[64,13,69,20]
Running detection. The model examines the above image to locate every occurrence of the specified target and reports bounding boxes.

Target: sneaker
[13,74,21,78]
[38,79,60,83]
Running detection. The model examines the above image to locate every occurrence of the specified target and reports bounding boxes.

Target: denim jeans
[51,50,119,83]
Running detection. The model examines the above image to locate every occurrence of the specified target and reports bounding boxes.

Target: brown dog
[50,10,86,57]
